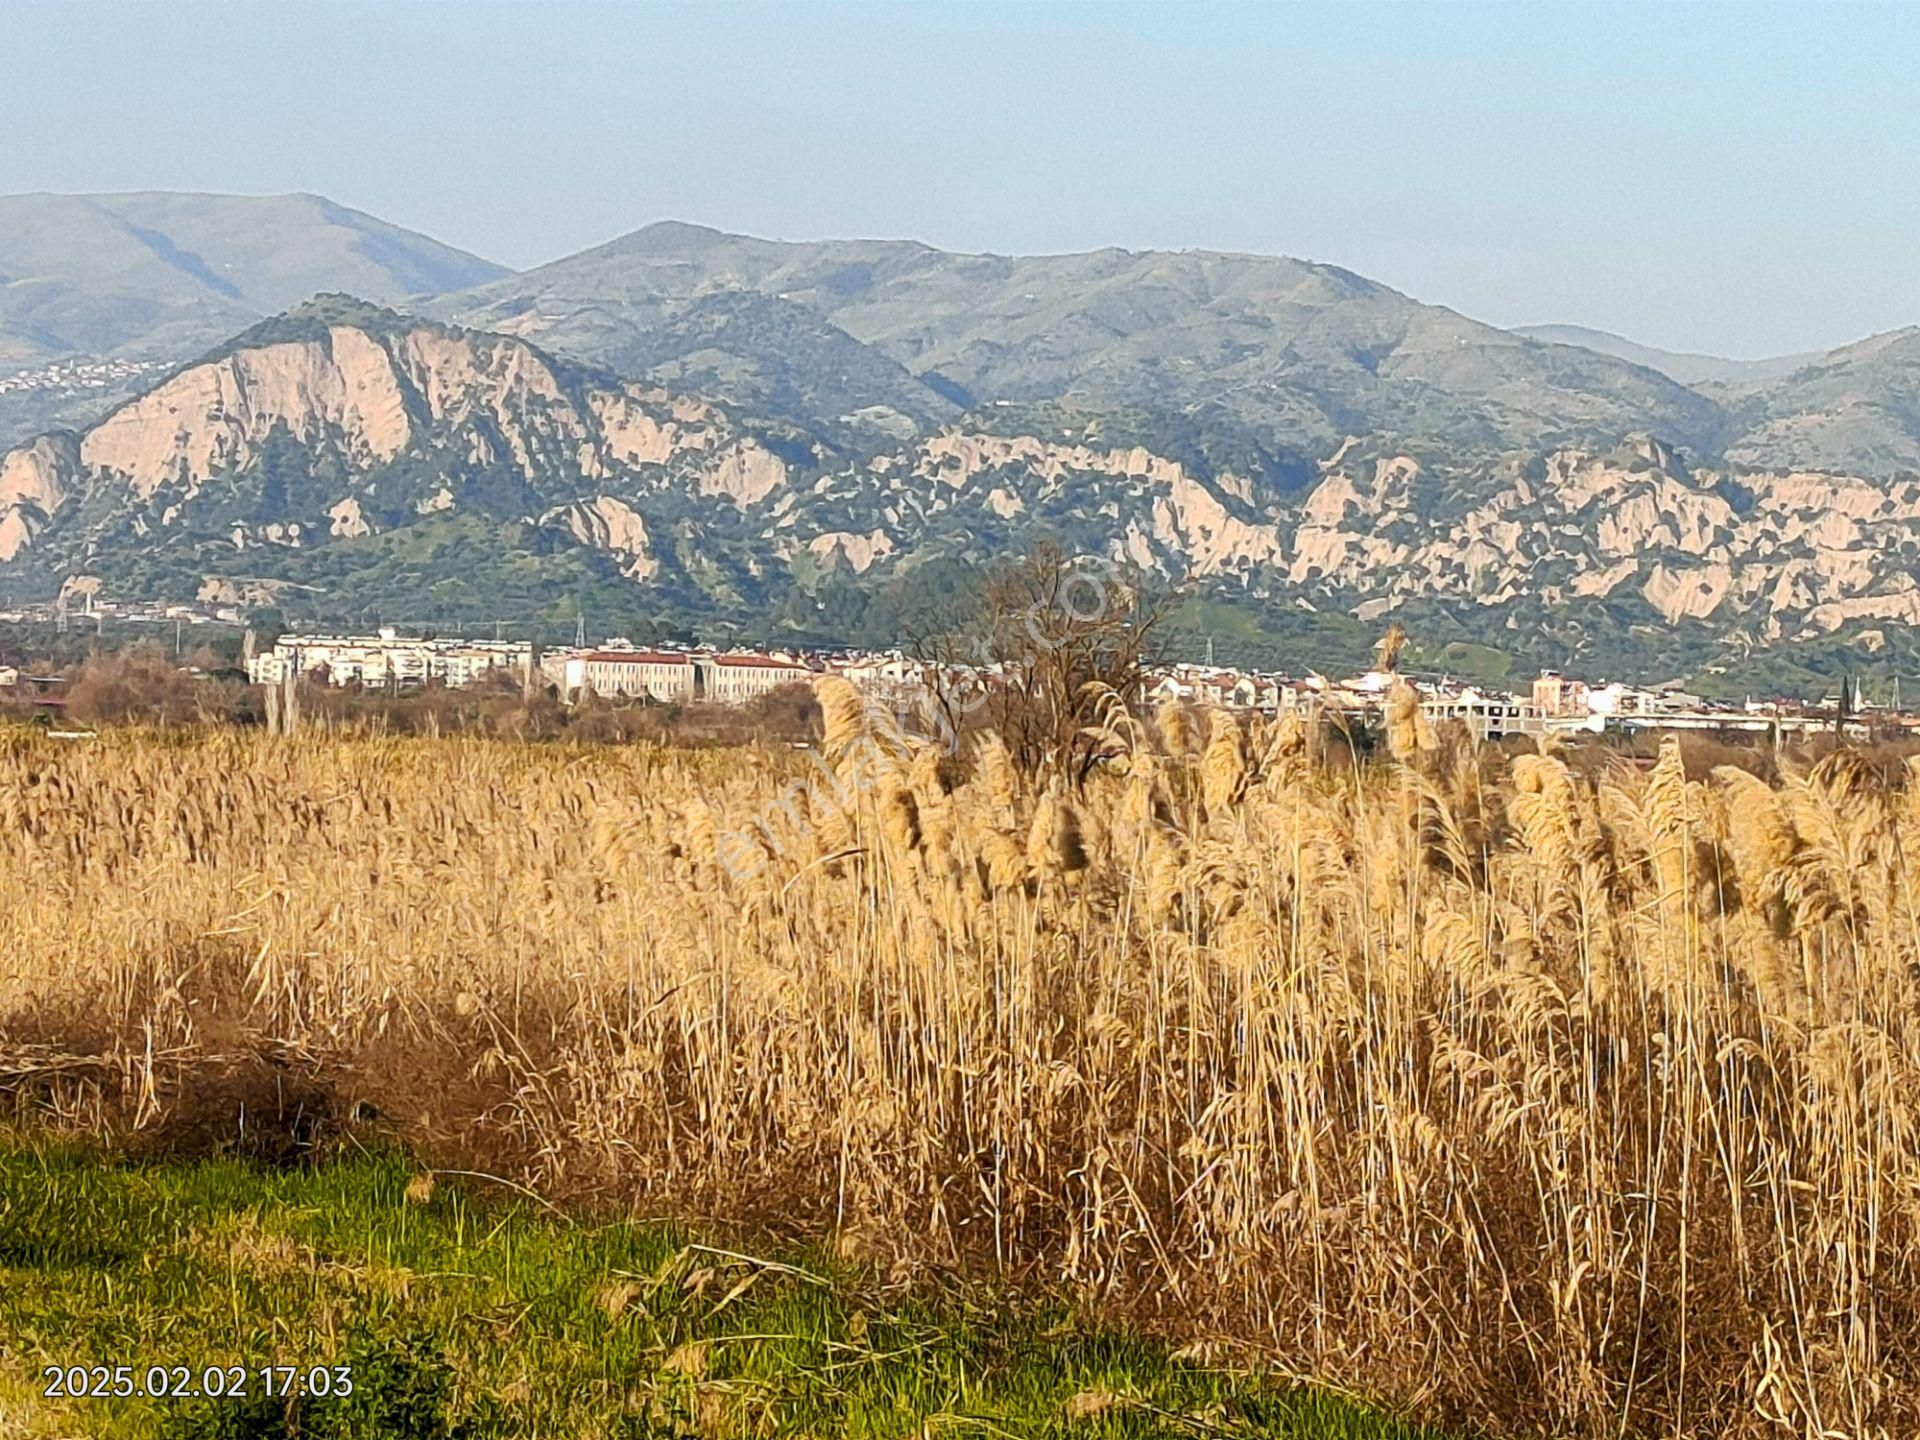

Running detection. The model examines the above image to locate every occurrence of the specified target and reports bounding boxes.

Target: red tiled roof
[579,651,693,666]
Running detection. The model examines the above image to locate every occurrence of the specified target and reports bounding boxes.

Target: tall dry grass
[2,696,1918,1437]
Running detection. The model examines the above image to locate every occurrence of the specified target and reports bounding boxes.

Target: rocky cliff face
[749,429,1920,644]
[4,299,1918,668]
[0,434,78,561]
[0,300,799,594]
[1277,440,1920,636]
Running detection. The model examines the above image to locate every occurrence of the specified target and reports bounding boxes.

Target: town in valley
[0,591,1893,744]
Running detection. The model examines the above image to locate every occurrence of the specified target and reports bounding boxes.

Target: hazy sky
[6,0,1917,358]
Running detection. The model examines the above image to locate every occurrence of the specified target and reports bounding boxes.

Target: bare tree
[910,541,1175,784]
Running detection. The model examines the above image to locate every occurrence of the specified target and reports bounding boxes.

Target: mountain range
[1507,325,1819,387]
[2,192,1919,691]
[440,222,1728,466]
[0,193,505,442]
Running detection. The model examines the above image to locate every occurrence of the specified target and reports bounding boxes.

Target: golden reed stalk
[2,724,1917,1438]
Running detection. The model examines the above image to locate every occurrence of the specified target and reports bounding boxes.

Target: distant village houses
[247,630,820,707]
[1421,686,1545,741]
[236,627,1893,740]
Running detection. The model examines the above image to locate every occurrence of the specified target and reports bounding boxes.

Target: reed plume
[2,720,1915,1439]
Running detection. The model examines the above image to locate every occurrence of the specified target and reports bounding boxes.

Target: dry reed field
[3,682,1918,1438]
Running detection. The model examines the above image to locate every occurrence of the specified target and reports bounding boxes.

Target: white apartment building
[559,650,697,703]
[246,629,531,689]
[1421,686,1545,741]
[247,652,294,686]
[700,653,812,703]
[549,649,813,704]
[1586,682,1680,718]
[836,652,934,718]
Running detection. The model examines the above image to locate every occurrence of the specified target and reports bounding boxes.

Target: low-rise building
[838,651,930,698]
[546,648,814,705]
[1532,671,1591,717]
[246,629,531,690]
[1421,686,1545,741]
[699,652,813,703]
[1147,664,1307,714]
[561,650,697,703]
[1586,682,1677,718]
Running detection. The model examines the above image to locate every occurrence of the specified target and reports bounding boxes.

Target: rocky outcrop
[590,388,721,466]
[917,432,1191,491]
[540,496,658,580]
[698,441,788,507]
[8,300,1920,656]
[0,434,78,560]
[80,329,412,496]
[1149,473,1282,572]
[0,302,799,583]
[1268,441,1920,636]
[901,428,1278,575]
[808,529,896,574]
[327,497,372,539]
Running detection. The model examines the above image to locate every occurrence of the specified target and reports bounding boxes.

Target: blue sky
[4,0,1916,358]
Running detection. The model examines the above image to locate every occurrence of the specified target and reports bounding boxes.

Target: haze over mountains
[7,196,1915,474]
[1507,325,1819,387]
[3,190,1920,689]
[0,193,504,359]
[442,222,1726,469]
[0,193,506,440]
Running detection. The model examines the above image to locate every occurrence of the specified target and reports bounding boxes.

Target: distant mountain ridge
[442,221,1728,472]
[1509,324,1818,387]
[1714,326,1920,474]
[439,220,1920,479]
[5,299,1920,698]
[0,192,506,359]
[5,198,1920,689]
[0,191,508,445]
[10,196,1920,478]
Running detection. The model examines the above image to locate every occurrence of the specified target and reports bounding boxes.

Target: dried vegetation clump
[3,699,1919,1438]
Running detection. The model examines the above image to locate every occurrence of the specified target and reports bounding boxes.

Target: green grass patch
[1402,641,1512,683]
[0,1139,1439,1438]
